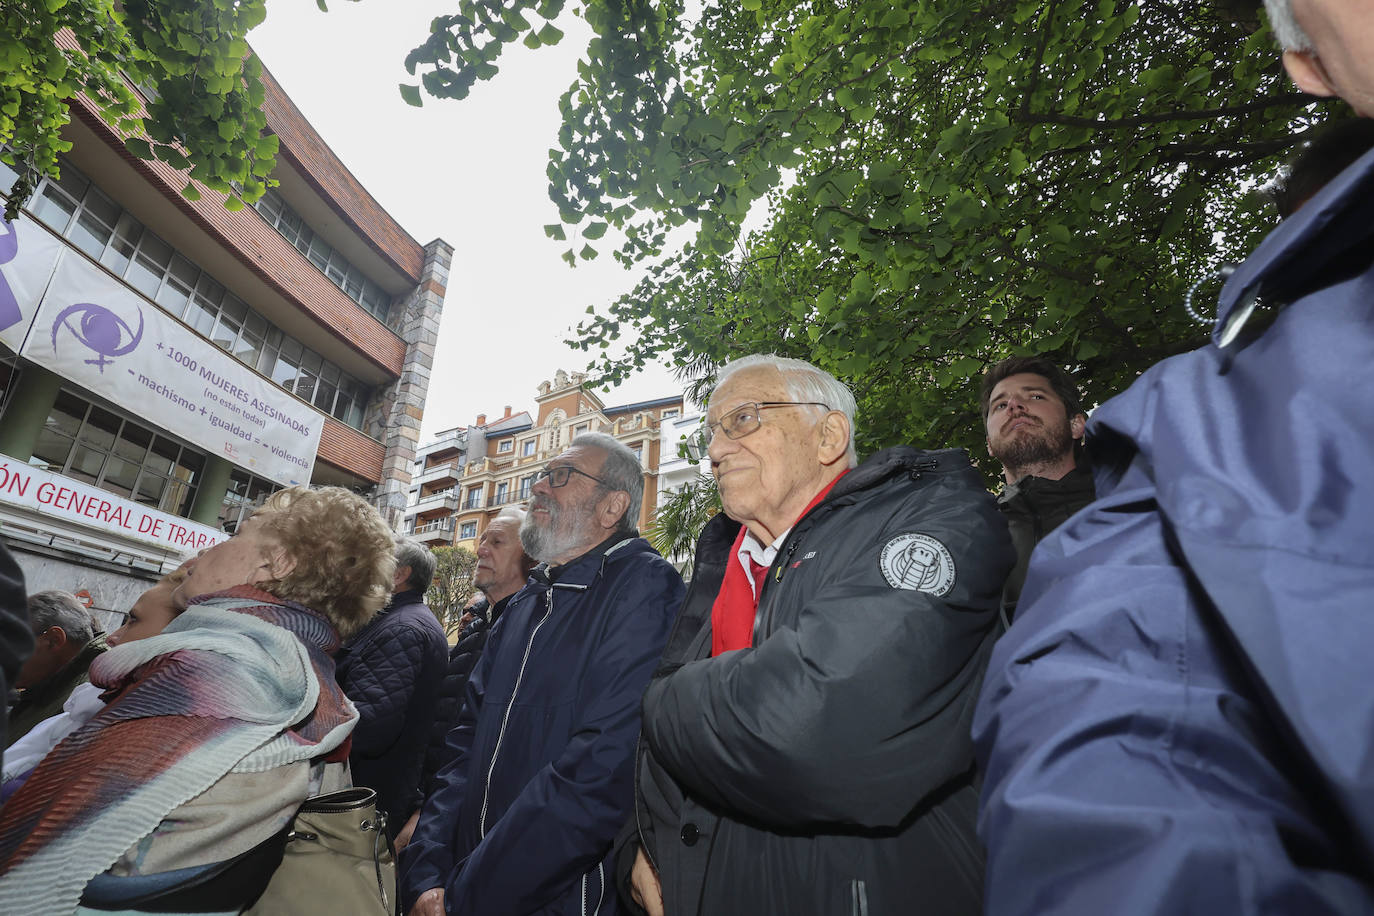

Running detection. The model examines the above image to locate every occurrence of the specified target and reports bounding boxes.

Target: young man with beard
[400,434,683,916]
[980,356,1094,622]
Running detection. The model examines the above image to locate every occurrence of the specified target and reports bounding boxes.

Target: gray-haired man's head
[521,433,644,565]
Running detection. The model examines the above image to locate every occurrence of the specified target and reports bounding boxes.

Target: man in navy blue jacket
[336,536,448,837]
[401,433,683,916]
[975,2,1374,912]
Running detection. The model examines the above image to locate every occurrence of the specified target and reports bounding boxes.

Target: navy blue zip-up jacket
[400,535,683,916]
[975,147,1374,912]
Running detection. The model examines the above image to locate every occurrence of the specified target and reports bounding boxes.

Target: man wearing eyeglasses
[616,354,1012,916]
[401,432,683,916]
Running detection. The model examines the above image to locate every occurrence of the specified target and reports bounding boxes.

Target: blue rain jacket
[974,147,1374,914]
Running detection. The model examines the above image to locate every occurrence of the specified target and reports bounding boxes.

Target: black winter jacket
[418,593,513,800]
[618,447,1014,916]
[996,465,1095,619]
[335,588,448,834]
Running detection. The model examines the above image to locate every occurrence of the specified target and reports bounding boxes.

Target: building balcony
[415,461,462,487]
[410,518,454,545]
[420,432,465,456]
[411,489,459,514]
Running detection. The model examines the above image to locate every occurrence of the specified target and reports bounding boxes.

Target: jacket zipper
[580,860,604,916]
[478,589,556,837]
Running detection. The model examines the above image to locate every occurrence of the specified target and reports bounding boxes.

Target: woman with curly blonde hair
[0,486,396,915]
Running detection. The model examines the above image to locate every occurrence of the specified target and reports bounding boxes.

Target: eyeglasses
[688,401,831,458]
[534,465,608,488]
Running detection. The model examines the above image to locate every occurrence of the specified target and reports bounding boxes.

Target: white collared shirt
[736,527,790,600]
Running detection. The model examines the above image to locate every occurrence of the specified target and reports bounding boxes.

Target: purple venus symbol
[51,301,144,371]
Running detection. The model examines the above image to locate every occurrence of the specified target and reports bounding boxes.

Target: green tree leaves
[2,0,277,220]
[426,545,480,635]
[412,0,1333,466]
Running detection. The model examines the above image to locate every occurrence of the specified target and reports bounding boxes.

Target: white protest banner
[0,458,223,552]
[19,248,325,486]
[0,217,65,353]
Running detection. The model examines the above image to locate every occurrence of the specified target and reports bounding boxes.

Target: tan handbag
[245,787,397,916]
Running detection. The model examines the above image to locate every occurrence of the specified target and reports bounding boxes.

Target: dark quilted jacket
[335,589,448,834]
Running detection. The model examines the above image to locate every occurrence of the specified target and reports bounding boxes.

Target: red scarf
[710,471,847,655]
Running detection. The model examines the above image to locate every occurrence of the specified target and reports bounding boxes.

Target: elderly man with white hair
[974,2,1374,913]
[617,354,1013,916]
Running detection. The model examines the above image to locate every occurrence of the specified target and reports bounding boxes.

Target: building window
[493,481,509,505]
[630,443,644,463]
[521,439,536,457]
[19,158,373,432]
[464,487,482,510]
[29,390,203,516]
[662,408,679,419]
[518,475,533,500]
[497,439,513,454]
[218,470,281,533]
[574,423,590,437]
[253,189,393,322]
[459,521,477,540]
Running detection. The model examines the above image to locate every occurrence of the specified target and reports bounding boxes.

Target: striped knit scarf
[0,586,358,916]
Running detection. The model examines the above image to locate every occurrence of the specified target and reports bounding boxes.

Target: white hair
[1264,0,1313,51]
[492,507,527,525]
[715,354,858,467]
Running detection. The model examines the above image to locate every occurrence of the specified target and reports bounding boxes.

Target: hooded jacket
[621,447,1013,916]
[401,535,683,916]
[974,147,1374,913]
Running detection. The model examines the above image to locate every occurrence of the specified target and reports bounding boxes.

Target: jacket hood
[1216,145,1374,347]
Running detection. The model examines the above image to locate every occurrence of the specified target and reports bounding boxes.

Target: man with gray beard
[400,433,683,916]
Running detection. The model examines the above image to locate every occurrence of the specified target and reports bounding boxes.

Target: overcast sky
[250,1,684,441]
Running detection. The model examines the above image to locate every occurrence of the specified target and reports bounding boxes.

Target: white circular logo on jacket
[880,533,956,595]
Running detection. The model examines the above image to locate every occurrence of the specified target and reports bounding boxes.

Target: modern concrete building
[404,370,686,551]
[0,61,450,618]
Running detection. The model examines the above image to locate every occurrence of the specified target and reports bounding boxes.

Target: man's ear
[1070,413,1087,440]
[598,490,632,532]
[1283,50,1338,97]
[817,410,851,466]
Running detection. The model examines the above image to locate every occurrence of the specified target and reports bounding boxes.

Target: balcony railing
[415,461,462,486]
[411,518,455,535]
[414,488,459,513]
